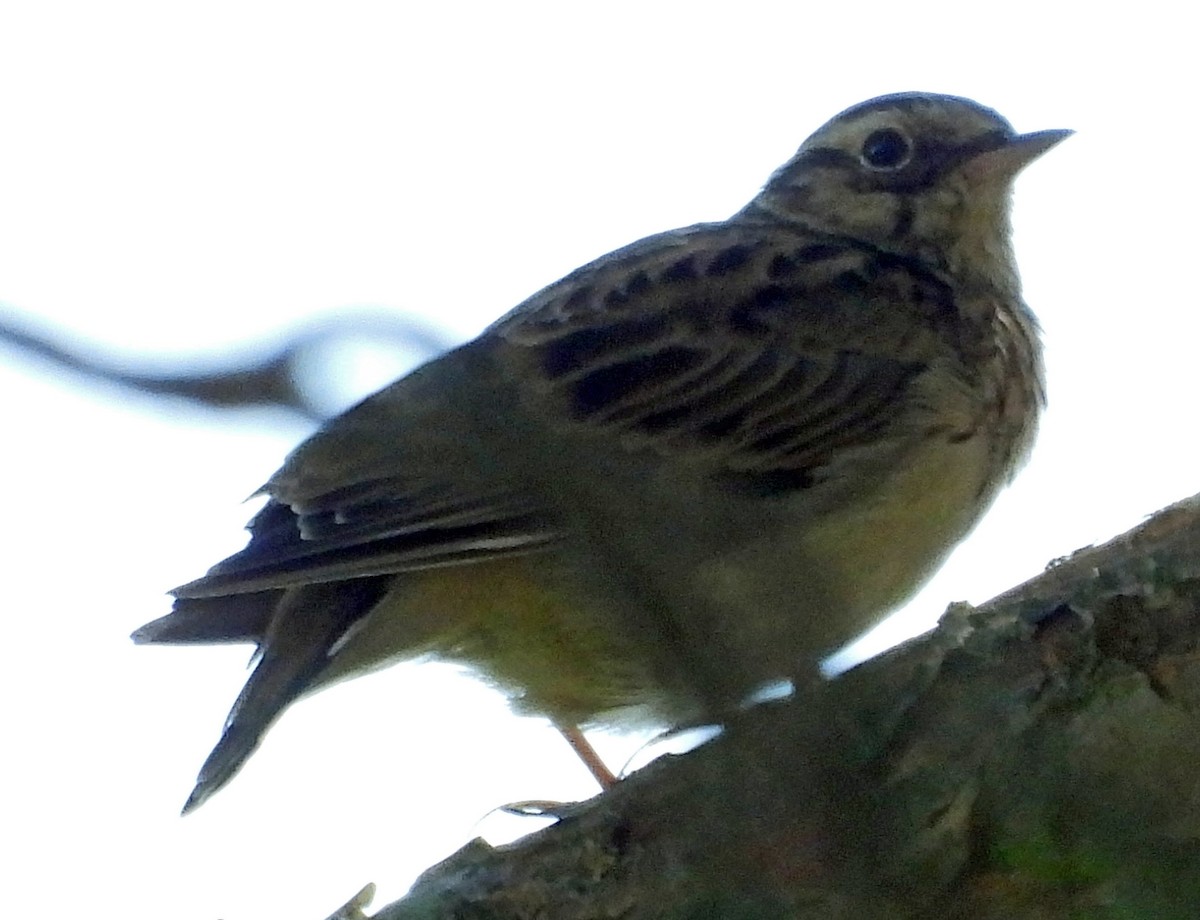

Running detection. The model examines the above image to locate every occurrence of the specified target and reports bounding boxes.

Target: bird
[132,92,1070,813]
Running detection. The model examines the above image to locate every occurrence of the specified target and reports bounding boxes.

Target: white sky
[2,3,1196,918]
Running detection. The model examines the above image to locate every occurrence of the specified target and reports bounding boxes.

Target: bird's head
[748,92,1071,293]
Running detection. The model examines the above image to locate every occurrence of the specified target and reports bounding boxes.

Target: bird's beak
[963,128,1074,185]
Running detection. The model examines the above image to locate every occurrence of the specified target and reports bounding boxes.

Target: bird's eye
[859,128,912,170]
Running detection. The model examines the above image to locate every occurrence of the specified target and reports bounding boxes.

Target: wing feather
[176,220,964,598]
[496,221,959,485]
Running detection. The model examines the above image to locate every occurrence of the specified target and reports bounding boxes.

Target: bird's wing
[172,465,556,599]
[173,221,965,600]
[494,221,967,493]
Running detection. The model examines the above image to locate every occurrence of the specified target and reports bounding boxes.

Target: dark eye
[860,128,912,170]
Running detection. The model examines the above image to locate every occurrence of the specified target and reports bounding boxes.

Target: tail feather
[131,591,280,646]
[156,578,390,814]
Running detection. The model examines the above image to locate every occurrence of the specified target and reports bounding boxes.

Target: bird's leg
[554,722,618,789]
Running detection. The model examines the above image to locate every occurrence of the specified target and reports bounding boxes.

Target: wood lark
[133,92,1070,812]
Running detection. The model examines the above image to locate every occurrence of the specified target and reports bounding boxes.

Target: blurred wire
[0,307,451,422]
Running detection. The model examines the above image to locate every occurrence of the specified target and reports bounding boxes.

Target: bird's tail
[132,577,389,813]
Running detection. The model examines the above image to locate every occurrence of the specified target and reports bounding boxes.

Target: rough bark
[322,493,1200,919]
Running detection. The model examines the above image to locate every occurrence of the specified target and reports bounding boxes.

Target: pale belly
[314,433,1003,726]
[782,432,998,650]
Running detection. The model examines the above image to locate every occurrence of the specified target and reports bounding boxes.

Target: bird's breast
[794,429,1000,642]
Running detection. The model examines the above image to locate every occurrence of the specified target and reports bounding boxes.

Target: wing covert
[495,221,961,485]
